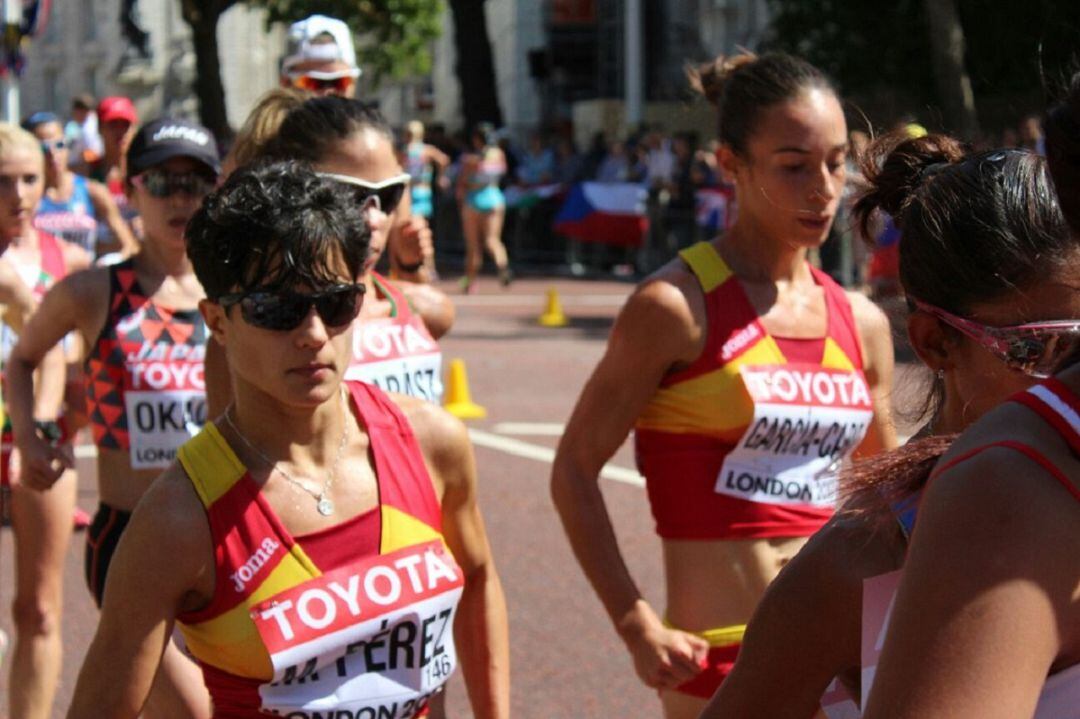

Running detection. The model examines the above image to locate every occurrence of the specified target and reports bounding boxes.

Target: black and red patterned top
[84,258,208,469]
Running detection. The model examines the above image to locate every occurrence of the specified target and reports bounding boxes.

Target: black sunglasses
[317,171,409,215]
[132,170,217,199]
[218,283,365,331]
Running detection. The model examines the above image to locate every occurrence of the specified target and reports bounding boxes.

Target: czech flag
[554,182,649,248]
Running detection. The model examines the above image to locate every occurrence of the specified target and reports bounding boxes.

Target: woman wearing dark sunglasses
[701,133,1080,718]
[858,80,1080,719]
[6,117,220,718]
[22,111,139,259]
[66,161,510,719]
[257,96,454,405]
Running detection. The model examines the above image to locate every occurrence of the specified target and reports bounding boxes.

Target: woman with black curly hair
[6,117,218,718]
[66,160,509,719]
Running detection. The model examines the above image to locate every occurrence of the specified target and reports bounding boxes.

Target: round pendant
[316,497,335,516]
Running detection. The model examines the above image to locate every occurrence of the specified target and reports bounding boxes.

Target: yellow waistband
[663,620,746,647]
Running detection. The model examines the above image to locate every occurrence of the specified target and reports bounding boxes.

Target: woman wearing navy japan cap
[7,117,220,717]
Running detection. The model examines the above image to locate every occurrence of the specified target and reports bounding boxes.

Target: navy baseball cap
[127,117,221,177]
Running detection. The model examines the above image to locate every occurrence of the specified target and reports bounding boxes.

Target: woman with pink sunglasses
[702,132,1080,717]
[859,80,1080,719]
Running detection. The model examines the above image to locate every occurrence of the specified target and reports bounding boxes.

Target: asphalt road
[0,272,923,717]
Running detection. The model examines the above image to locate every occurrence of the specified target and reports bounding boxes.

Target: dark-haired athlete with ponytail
[860,75,1080,719]
[552,52,896,719]
[703,130,1080,717]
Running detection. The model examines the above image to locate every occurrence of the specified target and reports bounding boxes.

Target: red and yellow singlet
[175,381,463,718]
[635,241,872,540]
[345,273,442,404]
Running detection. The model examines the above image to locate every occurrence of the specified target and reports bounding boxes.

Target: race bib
[347,316,443,403]
[252,540,464,716]
[716,364,873,507]
[123,340,206,469]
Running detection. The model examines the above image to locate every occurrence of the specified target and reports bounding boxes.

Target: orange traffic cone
[443,359,487,419]
[538,286,568,327]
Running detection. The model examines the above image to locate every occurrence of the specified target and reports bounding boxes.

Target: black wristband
[35,419,63,445]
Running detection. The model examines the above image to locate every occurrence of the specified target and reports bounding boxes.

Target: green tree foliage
[255,0,444,81]
[765,0,1080,131]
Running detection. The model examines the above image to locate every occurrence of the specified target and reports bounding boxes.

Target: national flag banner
[554,182,649,248]
[696,186,736,232]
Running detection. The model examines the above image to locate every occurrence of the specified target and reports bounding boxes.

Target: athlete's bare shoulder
[846,289,890,338]
[389,392,470,466]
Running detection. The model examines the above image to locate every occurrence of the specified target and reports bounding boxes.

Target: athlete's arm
[8,268,108,489]
[68,467,214,718]
[408,399,510,718]
[550,273,710,689]
[424,144,451,171]
[848,292,897,456]
[396,281,455,340]
[86,179,139,256]
[703,513,900,717]
[863,446,1080,718]
[387,191,434,283]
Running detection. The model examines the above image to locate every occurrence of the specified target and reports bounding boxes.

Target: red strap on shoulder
[810,265,864,369]
[933,440,1080,505]
[36,230,67,282]
[1011,387,1080,455]
[372,272,414,320]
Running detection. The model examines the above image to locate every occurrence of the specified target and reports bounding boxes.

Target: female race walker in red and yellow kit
[551,52,896,719]
[66,161,509,718]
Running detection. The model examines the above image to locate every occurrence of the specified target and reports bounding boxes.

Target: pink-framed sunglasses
[913,299,1080,378]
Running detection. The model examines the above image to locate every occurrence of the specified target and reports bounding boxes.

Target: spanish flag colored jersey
[175,382,463,718]
[634,242,873,540]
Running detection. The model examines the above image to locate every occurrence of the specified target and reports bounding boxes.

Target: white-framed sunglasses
[317,172,410,214]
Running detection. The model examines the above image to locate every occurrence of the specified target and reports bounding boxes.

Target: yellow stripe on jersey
[178,423,246,507]
[821,336,857,371]
[180,540,322,680]
[637,332,786,436]
[381,504,444,555]
[679,242,732,293]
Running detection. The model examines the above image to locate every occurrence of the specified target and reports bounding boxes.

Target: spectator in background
[582,131,609,180]
[644,128,676,188]
[279,15,360,98]
[1019,113,1045,155]
[517,131,555,186]
[553,136,583,185]
[64,94,101,173]
[596,139,637,182]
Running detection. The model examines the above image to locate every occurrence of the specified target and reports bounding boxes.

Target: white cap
[281,15,360,79]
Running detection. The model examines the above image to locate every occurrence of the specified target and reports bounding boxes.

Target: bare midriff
[95,446,173,511]
[663,536,809,631]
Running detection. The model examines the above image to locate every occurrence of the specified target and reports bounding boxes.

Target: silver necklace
[224,388,349,516]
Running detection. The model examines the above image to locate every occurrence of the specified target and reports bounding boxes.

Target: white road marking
[468,428,644,488]
[452,294,628,307]
[491,422,566,436]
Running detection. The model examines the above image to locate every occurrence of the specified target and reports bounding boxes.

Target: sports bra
[635,241,872,540]
[175,381,462,718]
[468,148,506,189]
[835,378,1080,718]
[34,175,98,253]
[345,273,443,403]
[84,259,207,468]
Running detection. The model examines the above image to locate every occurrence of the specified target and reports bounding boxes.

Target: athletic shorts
[664,623,745,699]
[84,503,132,607]
[467,186,505,213]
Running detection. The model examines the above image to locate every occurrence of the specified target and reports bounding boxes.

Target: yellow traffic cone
[443,358,487,419]
[538,286,569,327]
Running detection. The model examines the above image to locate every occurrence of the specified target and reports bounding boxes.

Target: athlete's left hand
[14,435,73,491]
[394,215,433,269]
